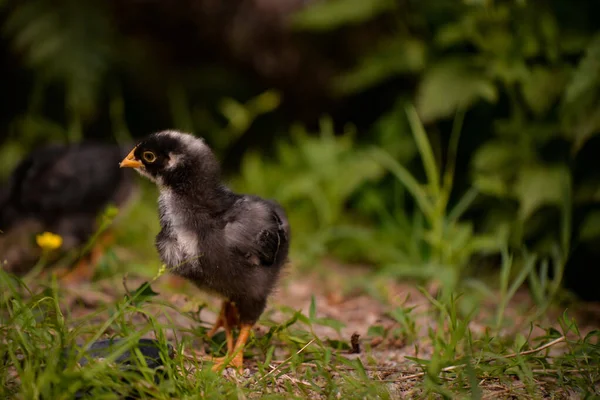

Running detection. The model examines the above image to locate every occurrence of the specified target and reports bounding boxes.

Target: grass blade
[447,187,478,223]
[370,147,434,218]
[442,108,466,197]
[405,104,440,197]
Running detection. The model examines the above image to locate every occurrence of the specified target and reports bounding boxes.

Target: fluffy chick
[120,130,290,371]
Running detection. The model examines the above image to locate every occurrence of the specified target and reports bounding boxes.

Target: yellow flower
[36,232,63,251]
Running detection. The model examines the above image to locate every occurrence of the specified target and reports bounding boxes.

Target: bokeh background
[1,0,600,301]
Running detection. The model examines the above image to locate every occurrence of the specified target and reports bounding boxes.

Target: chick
[0,142,137,279]
[120,130,290,371]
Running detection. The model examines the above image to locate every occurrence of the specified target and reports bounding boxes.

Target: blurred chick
[0,142,137,279]
[120,130,290,371]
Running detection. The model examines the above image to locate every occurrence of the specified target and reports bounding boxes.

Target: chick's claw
[210,353,244,373]
[210,323,252,373]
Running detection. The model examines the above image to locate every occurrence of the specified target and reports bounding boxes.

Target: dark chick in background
[120,130,290,371]
[0,142,137,280]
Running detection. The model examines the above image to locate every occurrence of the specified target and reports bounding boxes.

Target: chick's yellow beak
[120,147,143,168]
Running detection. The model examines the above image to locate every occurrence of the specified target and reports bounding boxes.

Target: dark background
[1,0,600,300]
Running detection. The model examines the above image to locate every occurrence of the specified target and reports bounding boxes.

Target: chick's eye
[142,151,157,163]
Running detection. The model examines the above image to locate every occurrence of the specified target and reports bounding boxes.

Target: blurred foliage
[3,0,113,140]
[1,0,600,297]
[291,0,600,288]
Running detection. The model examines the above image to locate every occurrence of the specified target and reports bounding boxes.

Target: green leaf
[128,282,159,306]
[487,59,529,85]
[513,164,570,221]
[334,38,426,95]
[522,66,568,117]
[367,325,386,337]
[563,34,600,105]
[435,21,469,48]
[561,33,600,150]
[291,0,395,32]
[471,140,529,198]
[472,175,510,198]
[416,58,498,123]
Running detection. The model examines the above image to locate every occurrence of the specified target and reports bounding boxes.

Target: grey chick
[0,142,138,280]
[119,130,290,371]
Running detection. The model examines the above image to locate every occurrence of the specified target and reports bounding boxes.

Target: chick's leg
[206,301,226,337]
[211,323,252,372]
[206,300,238,353]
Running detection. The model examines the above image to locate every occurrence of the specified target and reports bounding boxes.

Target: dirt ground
[50,259,600,398]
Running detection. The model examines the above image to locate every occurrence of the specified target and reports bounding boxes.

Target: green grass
[1,256,599,399]
[0,271,388,399]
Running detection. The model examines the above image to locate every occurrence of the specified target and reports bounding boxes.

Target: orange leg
[60,232,113,284]
[211,323,252,372]
[206,300,238,354]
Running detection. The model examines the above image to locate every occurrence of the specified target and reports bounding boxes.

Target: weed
[371,104,504,292]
